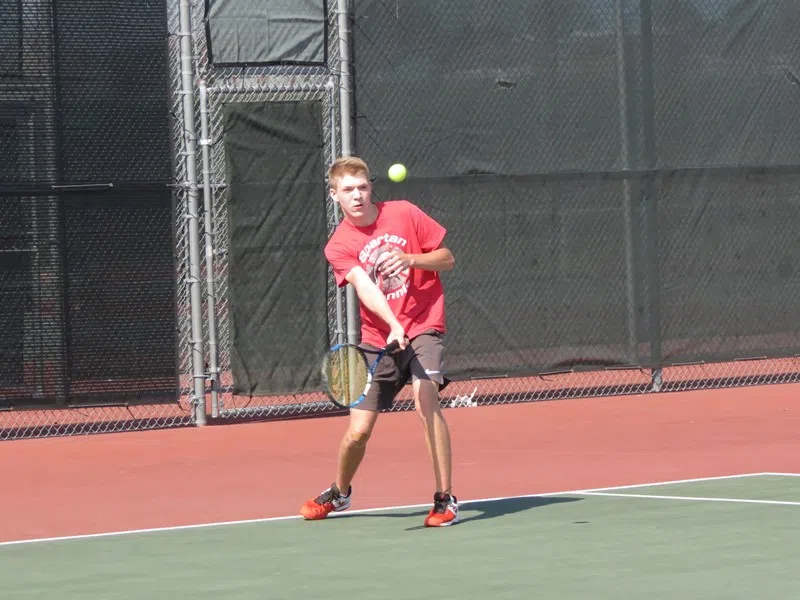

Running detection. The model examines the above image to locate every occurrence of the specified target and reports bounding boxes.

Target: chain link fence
[193,0,800,421]
[0,0,192,439]
[3,1,800,439]
[346,0,800,412]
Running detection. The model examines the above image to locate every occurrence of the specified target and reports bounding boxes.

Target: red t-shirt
[324,200,447,348]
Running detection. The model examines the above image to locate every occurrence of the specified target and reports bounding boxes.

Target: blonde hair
[328,156,370,190]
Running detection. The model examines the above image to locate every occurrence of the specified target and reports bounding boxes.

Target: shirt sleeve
[408,202,447,252]
[324,238,360,288]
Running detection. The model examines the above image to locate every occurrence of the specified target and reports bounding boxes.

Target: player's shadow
[458,495,581,524]
[332,496,581,530]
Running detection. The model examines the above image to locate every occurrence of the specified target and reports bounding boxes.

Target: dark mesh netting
[354,0,800,379]
[0,0,177,408]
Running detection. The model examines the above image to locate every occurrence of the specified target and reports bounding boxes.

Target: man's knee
[345,428,371,448]
[413,380,441,415]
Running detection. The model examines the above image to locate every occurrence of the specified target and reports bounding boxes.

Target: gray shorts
[356,330,449,411]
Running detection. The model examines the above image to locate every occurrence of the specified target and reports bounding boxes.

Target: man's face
[330,172,373,222]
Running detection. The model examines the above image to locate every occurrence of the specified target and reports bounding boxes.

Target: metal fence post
[616,0,640,365]
[336,0,360,346]
[178,0,207,425]
[198,79,220,417]
[639,0,663,390]
[327,77,346,346]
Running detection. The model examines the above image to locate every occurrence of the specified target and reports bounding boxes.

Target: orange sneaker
[424,492,459,527]
[300,483,352,520]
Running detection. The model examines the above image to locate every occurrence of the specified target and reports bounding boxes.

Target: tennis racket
[321,340,401,408]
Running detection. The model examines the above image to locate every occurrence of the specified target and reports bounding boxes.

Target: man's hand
[387,326,408,351]
[378,248,414,279]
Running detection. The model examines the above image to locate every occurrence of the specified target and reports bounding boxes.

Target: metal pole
[336,0,360,346]
[639,0,663,390]
[336,0,354,158]
[198,80,220,417]
[327,77,346,346]
[616,0,639,365]
[178,0,207,425]
[36,0,67,403]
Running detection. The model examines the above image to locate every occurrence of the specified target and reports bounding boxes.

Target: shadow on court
[459,495,582,524]
[331,495,582,530]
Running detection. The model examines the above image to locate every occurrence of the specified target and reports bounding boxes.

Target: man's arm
[345,266,408,349]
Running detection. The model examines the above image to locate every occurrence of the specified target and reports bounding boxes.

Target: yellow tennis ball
[388,163,407,182]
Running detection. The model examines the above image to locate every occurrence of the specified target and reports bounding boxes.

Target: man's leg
[299,406,381,520]
[413,378,452,494]
[335,407,380,494]
[407,331,459,526]
[300,346,399,521]
[414,378,458,526]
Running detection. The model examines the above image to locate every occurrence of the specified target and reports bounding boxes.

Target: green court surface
[2,473,799,599]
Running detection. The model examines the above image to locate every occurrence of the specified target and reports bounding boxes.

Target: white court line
[566,471,769,493]
[580,491,800,507]
[760,472,800,477]
[0,471,782,548]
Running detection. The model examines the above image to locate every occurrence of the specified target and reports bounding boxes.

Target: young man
[300,156,458,527]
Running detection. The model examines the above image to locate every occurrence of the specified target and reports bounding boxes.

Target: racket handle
[384,340,401,353]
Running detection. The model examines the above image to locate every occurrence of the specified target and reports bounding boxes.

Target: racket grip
[384,340,401,353]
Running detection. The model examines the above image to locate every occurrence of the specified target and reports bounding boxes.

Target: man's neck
[346,203,379,228]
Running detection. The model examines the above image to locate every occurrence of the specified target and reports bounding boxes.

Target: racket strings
[325,346,369,406]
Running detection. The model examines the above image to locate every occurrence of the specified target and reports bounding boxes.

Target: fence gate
[185,0,349,420]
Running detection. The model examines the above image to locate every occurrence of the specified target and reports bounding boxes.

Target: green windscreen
[224,100,329,395]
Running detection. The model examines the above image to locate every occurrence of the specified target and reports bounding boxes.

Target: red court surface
[1,383,798,543]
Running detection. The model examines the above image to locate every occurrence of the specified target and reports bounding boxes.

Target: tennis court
[1,385,799,599]
[2,473,800,598]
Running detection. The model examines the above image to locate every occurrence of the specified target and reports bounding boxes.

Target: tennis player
[300,156,459,527]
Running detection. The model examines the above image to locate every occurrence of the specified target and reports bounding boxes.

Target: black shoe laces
[433,494,450,514]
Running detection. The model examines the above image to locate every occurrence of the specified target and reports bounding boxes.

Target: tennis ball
[388,163,407,182]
